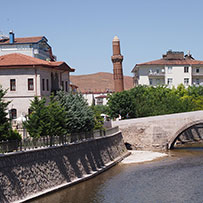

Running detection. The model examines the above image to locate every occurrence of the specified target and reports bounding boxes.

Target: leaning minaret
[111,36,124,92]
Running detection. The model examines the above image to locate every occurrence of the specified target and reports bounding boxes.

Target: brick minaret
[111,36,124,92]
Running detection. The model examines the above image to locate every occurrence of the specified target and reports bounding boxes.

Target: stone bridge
[112,111,203,151]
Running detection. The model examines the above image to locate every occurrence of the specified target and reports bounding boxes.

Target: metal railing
[0,126,119,154]
[148,72,165,77]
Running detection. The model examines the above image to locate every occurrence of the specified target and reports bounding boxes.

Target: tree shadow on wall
[0,134,124,203]
[0,169,24,203]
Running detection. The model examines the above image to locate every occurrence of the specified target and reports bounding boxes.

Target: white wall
[0,47,33,57]
[83,93,108,106]
[0,67,39,117]
[0,68,37,97]
[138,65,165,86]
[165,65,191,87]
[138,66,150,85]
[0,66,71,118]
[137,65,203,87]
[0,44,50,60]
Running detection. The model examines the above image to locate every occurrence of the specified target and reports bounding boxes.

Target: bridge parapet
[113,111,203,151]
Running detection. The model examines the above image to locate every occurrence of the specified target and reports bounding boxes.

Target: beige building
[132,50,203,87]
[0,53,74,119]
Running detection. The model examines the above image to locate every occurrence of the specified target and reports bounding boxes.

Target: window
[167,78,173,85]
[28,108,33,115]
[149,79,153,85]
[156,79,160,85]
[65,81,68,92]
[10,109,17,119]
[61,81,64,90]
[46,79,49,91]
[156,69,159,74]
[184,66,189,73]
[28,78,34,90]
[168,66,172,73]
[184,78,189,86]
[196,79,200,85]
[97,98,103,106]
[42,79,45,91]
[196,68,200,73]
[10,79,16,91]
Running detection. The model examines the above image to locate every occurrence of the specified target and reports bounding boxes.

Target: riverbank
[121,150,167,164]
[0,131,128,203]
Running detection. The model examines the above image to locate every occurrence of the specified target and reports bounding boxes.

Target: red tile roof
[136,58,203,66]
[95,95,107,99]
[0,53,75,72]
[0,36,45,44]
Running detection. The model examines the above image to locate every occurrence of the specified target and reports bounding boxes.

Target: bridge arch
[168,119,203,149]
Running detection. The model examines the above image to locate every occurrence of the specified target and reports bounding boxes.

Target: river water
[31,144,203,203]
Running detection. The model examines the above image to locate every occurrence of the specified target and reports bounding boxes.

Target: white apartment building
[132,50,203,87]
[0,53,74,119]
[0,31,56,61]
[83,92,109,106]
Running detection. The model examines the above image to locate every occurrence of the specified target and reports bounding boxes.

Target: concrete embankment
[0,132,129,203]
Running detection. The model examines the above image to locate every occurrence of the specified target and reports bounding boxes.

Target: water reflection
[30,165,126,203]
[30,144,203,203]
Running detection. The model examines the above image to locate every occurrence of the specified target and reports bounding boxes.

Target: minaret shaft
[111,36,124,92]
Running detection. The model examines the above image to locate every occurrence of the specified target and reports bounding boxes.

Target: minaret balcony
[111,55,123,63]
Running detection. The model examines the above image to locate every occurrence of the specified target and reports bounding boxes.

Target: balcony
[148,70,165,78]
[192,72,203,77]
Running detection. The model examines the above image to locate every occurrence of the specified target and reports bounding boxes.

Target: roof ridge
[0,53,74,72]
[3,53,47,64]
[1,53,63,64]
[136,57,203,66]
[15,36,44,39]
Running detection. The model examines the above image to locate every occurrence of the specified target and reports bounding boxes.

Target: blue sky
[1,0,203,76]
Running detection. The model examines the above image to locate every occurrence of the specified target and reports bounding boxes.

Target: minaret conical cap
[113,35,119,42]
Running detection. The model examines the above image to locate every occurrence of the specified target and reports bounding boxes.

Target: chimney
[9,30,15,44]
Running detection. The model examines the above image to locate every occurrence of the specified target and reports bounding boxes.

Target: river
[30,143,203,203]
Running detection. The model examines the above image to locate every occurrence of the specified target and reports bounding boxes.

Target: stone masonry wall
[0,132,127,203]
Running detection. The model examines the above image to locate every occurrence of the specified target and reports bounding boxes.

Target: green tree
[46,96,67,137]
[24,97,49,138]
[91,104,109,115]
[56,91,95,133]
[107,90,136,119]
[193,96,203,110]
[93,110,104,130]
[107,85,202,120]
[0,87,10,140]
[173,84,187,97]
[91,105,105,130]
[188,85,203,97]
